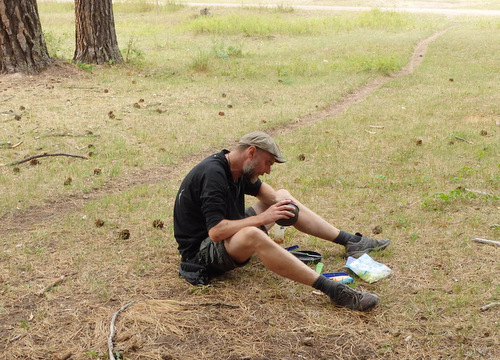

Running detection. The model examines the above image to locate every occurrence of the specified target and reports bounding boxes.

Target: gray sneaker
[332,284,379,311]
[345,233,391,258]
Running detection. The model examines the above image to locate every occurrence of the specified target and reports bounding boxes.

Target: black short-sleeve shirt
[173,150,262,260]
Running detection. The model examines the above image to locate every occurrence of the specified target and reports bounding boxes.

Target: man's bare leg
[254,189,390,258]
[223,226,318,286]
[223,226,380,311]
[253,189,340,242]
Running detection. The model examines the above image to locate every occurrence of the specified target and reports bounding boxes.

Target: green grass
[182,9,423,36]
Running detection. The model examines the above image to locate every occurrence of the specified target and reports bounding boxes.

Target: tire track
[0,28,451,235]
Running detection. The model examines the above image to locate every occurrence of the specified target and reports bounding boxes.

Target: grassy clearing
[1,4,442,211]
[0,2,499,360]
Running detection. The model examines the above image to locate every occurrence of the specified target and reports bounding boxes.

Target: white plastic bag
[345,254,392,283]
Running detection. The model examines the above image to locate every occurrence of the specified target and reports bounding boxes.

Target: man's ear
[247,145,258,159]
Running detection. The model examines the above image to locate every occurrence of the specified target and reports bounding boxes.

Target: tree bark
[73,0,122,65]
[0,0,51,74]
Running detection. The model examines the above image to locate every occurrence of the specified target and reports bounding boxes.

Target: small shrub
[190,50,210,72]
[213,42,243,59]
[76,62,93,72]
[43,30,64,58]
[123,36,145,64]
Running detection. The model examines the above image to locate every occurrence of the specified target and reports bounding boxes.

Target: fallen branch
[108,301,135,360]
[143,102,162,108]
[38,275,67,296]
[9,334,23,343]
[365,129,376,134]
[43,133,100,138]
[480,302,500,312]
[2,152,88,166]
[455,136,473,144]
[472,238,500,247]
[10,141,23,149]
[182,302,239,309]
[464,188,494,197]
[369,125,385,129]
[1,141,23,149]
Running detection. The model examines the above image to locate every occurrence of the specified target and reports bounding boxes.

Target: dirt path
[0,27,452,236]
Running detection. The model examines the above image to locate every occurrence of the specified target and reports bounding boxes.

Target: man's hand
[258,199,298,225]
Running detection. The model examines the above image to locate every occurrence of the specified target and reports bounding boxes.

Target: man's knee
[233,226,272,250]
[226,226,271,261]
[276,188,293,201]
[239,226,268,241]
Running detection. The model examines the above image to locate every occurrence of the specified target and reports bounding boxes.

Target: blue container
[322,272,353,284]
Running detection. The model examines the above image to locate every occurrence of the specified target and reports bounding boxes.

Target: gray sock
[312,275,341,300]
[333,230,361,246]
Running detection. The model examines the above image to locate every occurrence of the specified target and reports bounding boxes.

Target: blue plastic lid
[322,272,353,284]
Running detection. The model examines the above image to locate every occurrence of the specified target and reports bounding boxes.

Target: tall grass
[182,9,422,36]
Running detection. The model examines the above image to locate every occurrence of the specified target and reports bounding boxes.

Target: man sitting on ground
[173,131,390,311]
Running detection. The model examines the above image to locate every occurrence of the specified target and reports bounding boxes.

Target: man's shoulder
[198,150,227,170]
[188,150,228,181]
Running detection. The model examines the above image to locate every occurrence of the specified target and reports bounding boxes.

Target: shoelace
[334,285,361,309]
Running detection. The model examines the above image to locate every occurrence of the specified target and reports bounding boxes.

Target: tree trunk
[73,0,122,65]
[0,0,51,74]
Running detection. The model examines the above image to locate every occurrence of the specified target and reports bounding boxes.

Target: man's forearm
[208,216,264,242]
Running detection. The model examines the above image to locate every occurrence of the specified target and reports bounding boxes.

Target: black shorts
[192,207,266,275]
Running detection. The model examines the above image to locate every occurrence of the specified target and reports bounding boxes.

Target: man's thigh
[195,237,248,274]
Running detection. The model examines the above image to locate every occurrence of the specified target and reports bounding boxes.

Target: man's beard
[242,161,259,184]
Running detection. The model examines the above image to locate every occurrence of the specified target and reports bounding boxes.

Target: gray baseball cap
[238,131,286,163]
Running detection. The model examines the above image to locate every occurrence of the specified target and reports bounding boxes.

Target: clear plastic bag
[345,254,392,283]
